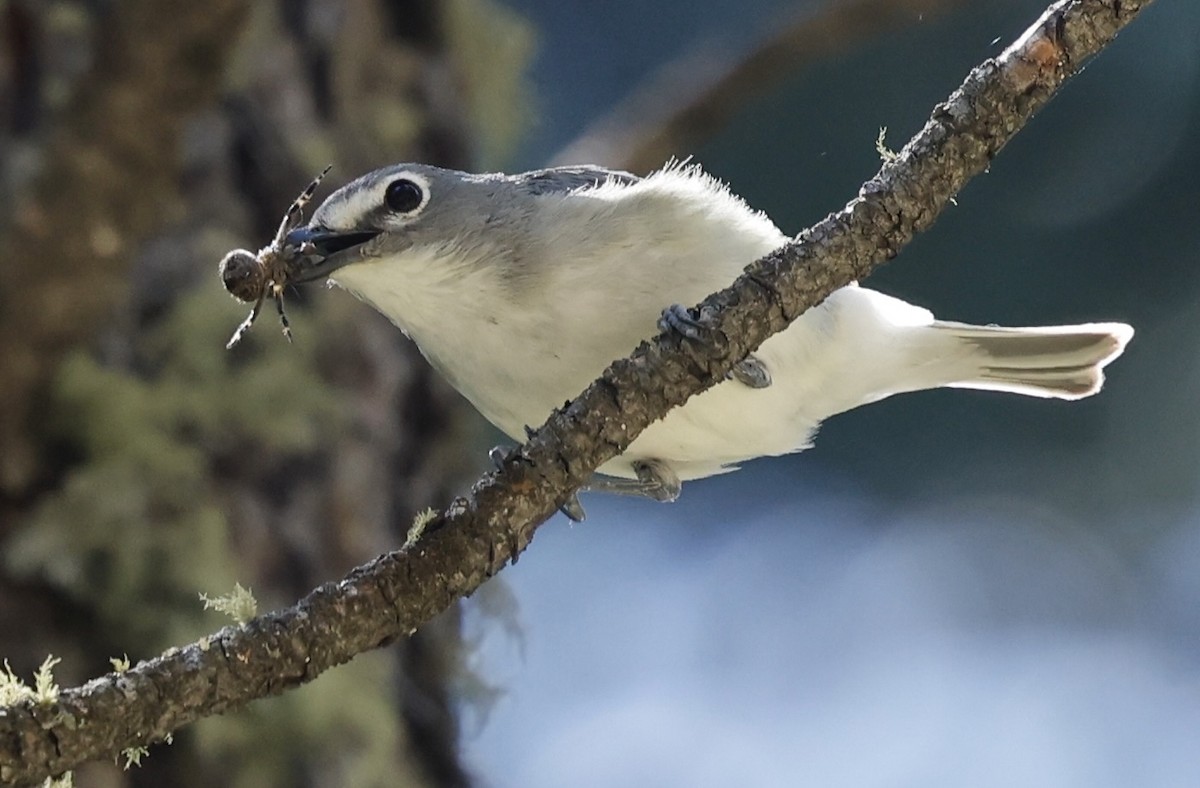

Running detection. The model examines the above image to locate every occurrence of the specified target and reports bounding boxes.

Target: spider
[219,165,332,349]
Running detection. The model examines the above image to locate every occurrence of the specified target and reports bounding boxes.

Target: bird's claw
[488,445,510,469]
[581,459,682,503]
[492,443,589,521]
[658,303,712,342]
[728,354,772,388]
[559,494,587,522]
[662,305,772,389]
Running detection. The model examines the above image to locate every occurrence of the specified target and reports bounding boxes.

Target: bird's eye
[384,178,425,213]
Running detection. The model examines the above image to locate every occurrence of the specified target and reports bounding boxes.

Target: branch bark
[0,0,1152,783]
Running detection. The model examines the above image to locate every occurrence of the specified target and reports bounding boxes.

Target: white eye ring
[382,171,430,216]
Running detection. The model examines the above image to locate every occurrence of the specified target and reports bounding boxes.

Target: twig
[0,1,1152,783]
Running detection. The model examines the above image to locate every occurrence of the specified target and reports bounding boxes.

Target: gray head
[286,163,639,284]
[284,162,652,355]
[285,163,514,283]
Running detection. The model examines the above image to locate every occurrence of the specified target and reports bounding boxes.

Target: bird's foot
[659,304,771,389]
[728,355,771,388]
[487,445,510,469]
[490,443,588,522]
[658,303,713,342]
[582,459,682,503]
[558,495,588,522]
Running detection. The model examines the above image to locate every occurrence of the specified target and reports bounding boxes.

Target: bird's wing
[510,166,641,195]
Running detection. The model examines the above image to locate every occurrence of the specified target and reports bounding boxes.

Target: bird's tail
[933,321,1133,400]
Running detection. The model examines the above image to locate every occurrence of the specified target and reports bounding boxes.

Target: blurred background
[1,0,1197,785]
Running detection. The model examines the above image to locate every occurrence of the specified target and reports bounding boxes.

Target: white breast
[329,166,943,481]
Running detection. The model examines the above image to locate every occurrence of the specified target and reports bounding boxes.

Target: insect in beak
[219,165,333,349]
[284,226,381,283]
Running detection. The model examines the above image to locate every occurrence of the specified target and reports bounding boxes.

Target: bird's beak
[286,226,381,282]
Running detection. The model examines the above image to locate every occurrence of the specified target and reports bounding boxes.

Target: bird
[284,161,1132,512]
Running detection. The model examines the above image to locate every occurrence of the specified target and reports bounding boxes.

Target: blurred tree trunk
[0,0,533,785]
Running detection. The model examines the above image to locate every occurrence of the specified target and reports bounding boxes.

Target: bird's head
[288,163,500,282]
[284,162,549,339]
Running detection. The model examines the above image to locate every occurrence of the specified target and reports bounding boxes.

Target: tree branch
[0,0,1152,783]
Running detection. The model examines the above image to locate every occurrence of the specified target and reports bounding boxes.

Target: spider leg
[271,200,304,249]
[294,164,332,211]
[226,291,266,349]
[272,164,334,248]
[273,286,292,342]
